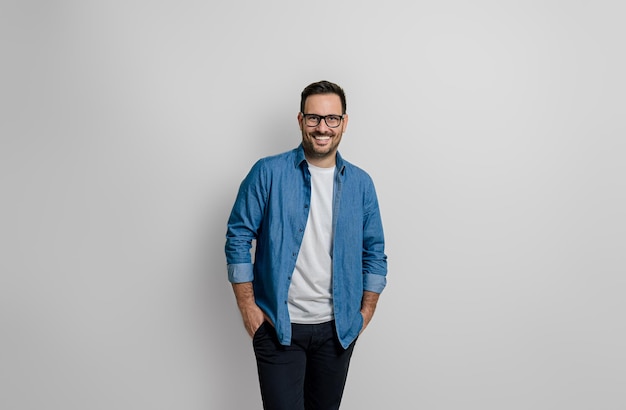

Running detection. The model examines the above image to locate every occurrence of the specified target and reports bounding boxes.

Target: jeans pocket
[252,321,267,340]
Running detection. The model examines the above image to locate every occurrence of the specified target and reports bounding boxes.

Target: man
[225,80,388,410]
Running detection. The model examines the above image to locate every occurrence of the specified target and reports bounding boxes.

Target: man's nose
[315,118,330,131]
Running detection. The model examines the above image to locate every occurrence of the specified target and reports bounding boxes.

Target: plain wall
[1,1,625,409]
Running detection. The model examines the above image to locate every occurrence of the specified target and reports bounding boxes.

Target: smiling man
[225,80,388,410]
[298,93,346,166]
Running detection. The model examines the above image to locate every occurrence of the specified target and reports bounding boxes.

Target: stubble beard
[303,131,340,159]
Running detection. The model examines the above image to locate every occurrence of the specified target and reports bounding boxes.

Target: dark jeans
[252,321,357,410]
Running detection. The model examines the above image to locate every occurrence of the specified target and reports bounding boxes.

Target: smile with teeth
[314,135,331,140]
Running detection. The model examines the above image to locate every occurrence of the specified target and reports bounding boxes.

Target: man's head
[298,80,349,167]
[300,80,347,114]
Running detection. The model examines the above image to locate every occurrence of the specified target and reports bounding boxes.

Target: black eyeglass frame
[301,113,345,128]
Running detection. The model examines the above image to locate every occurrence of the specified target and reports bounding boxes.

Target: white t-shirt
[288,163,335,324]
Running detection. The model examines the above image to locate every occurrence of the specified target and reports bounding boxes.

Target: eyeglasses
[301,113,345,128]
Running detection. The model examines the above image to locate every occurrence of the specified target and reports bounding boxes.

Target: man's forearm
[361,290,380,316]
[360,290,380,333]
[232,282,266,337]
[232,282,256,309]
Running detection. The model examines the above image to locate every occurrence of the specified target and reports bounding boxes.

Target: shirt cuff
[227,263,254,283]
[363,273,387,293]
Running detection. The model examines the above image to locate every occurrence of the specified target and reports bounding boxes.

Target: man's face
[298,93,348,166]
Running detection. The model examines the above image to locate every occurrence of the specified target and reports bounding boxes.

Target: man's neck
[305,153,336,168]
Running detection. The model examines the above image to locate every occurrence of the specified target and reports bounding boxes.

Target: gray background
[1,1,625,409]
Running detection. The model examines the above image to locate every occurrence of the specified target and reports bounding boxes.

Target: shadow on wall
[191,168,263,409]
[190,119,297,408]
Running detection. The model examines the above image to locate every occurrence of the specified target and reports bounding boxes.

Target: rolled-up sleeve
[361,181,388,293]
[225,160,267,283]
[227,263,254,283]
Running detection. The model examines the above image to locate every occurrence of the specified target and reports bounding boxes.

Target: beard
[303,131,340,158]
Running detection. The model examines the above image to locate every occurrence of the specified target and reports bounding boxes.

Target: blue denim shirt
[225,145,387,348]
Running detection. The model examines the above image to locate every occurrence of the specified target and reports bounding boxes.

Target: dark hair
[300,80,347,114]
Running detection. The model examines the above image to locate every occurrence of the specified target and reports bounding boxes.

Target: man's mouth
[313,135,331,141]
